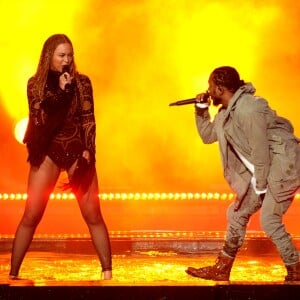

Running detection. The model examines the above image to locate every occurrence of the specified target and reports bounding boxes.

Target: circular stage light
[14,117,28,144]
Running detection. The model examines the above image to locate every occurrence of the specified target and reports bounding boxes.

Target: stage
[1,231,300,300]
[1,193,300,299]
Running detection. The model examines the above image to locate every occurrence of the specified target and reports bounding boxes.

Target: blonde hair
[33,34,77,98]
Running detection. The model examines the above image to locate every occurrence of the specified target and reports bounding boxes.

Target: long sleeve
[23,77,49,166]
[195,106,218,144]
[68,74,97,193]
[23,76,72,166]
[76,75,96,163]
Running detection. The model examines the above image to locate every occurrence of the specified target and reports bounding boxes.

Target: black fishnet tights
[10,156,111,277]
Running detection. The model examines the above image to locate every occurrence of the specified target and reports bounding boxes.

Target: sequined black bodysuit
[23,70,96,170]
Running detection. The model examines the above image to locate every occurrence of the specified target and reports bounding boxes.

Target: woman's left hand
[82,150,91,164]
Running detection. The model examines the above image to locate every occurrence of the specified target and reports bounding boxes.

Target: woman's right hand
[59,72,72,91]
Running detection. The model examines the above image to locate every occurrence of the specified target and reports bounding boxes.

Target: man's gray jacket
[195,83,300,208]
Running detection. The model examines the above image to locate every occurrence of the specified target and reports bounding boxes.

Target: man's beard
[212,97,222,106]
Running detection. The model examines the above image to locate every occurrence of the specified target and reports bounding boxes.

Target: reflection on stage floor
[1,233,300,299]
[0,251,293,285]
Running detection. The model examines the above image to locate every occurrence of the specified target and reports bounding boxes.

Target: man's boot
[285,262,300,281]
[186,251,234,281]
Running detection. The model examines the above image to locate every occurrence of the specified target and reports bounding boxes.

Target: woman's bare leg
[70,164,112,279]
[10,156,60,277]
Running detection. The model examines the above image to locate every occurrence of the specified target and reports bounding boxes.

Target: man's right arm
[195,106,217,144]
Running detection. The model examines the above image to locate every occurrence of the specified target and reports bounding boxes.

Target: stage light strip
[0,192,300,201]
[0,230,270,240]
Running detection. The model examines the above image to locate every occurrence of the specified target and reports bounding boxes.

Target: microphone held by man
[169,92,210,106]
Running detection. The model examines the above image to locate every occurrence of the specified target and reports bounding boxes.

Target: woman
[9,34,112,280]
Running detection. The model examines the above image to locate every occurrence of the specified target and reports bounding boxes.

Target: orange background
[1,0,300,194]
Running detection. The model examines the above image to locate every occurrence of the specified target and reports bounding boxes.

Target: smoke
[1,0,300,192]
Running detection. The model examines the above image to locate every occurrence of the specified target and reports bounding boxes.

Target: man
[186,66,300,281]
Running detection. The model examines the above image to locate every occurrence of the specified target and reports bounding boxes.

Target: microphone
[62,65,70,74]
[169,93,209,106]
[169,98,198,106]
[62,65,71,92]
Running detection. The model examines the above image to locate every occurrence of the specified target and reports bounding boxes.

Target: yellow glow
[1,1,300,193]
[0,0,83,120]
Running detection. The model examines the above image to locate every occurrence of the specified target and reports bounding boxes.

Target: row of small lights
[0,192,236,201]
[0,230,268,240]
[1,192,300,201]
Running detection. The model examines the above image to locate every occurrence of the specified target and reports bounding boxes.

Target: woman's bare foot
[102,270,112,280]
[8,275,34,285]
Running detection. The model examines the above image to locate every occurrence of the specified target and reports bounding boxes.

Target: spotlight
[14,117,28,144]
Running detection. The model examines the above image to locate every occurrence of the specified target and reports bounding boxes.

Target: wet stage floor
[0,251,292,284]
[1,234,300,299]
